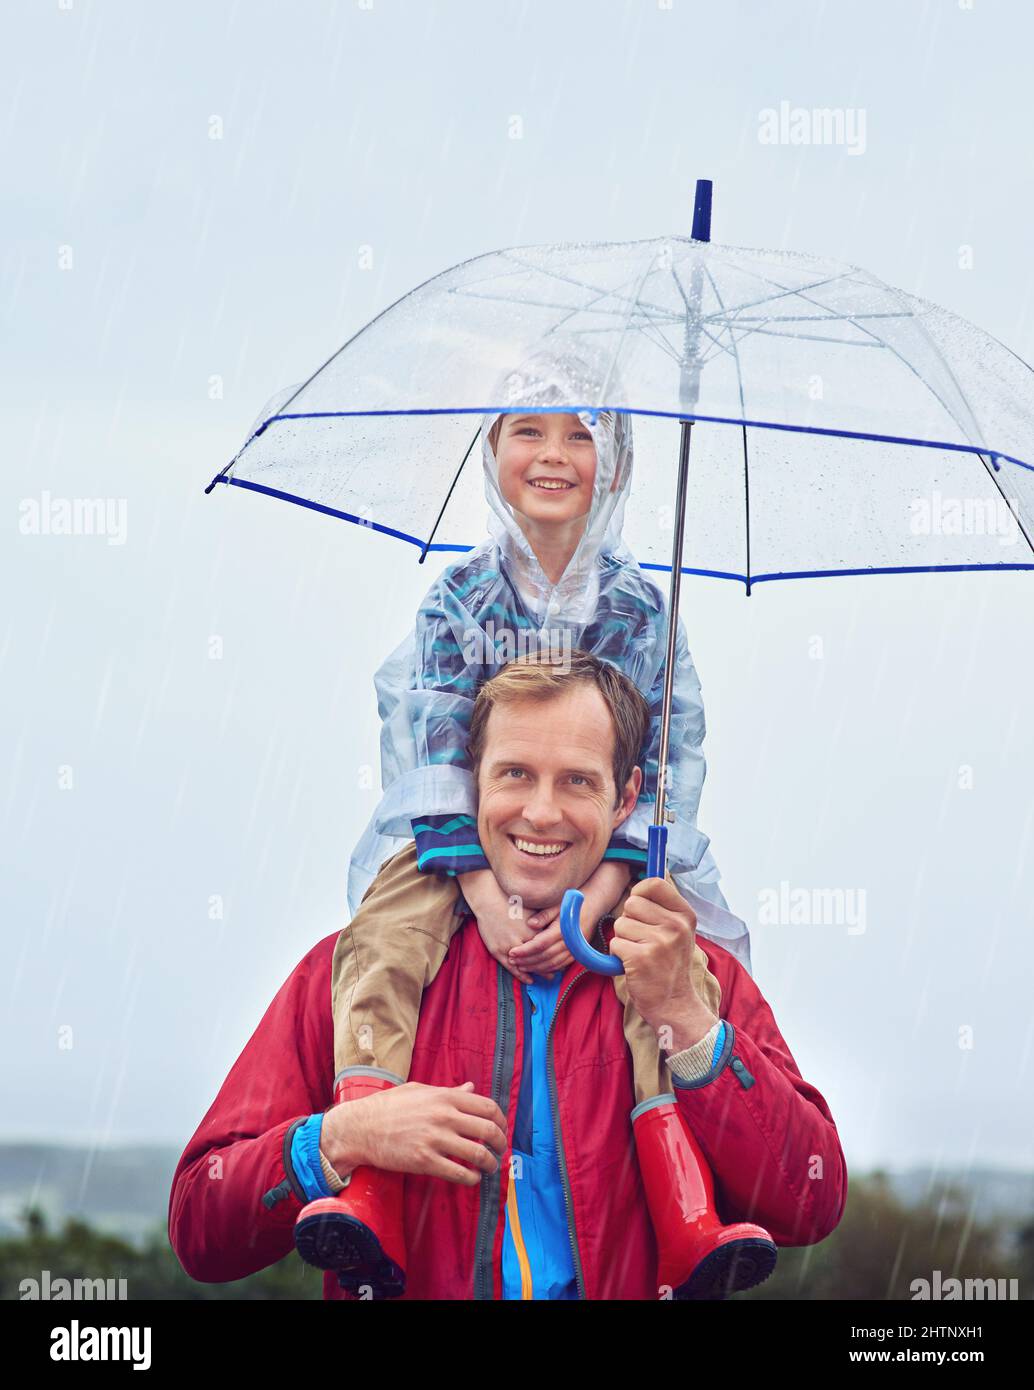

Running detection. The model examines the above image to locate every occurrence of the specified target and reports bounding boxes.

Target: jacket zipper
[546,966,590,1301]
[473,961,517,1299]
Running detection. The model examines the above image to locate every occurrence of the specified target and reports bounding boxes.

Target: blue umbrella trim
[214,476,1034,586]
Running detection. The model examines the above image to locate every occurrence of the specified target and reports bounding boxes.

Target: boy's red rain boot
[633,1094,778,1299]
[293,1071,406,1298]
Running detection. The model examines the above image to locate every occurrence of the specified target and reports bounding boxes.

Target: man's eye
[568,775,588,786]
[505,768,526,778]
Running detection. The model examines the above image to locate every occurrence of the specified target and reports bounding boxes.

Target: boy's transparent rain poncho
[345,346,753,968]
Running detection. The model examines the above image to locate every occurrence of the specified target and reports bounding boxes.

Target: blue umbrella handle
[560,825,669,975]
[646,822,669,880]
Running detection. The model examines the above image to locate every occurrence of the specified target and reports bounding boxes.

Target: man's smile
[509,833,571,860]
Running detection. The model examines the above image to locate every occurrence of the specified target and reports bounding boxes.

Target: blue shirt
[501,970,580,1300]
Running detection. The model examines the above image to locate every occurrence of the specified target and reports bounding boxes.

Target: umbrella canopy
[206,181,1034,974]
[208,216,1034,588]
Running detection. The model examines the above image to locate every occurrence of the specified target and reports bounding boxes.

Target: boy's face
[494,413,597,528]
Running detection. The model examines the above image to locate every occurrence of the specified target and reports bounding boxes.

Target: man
[169,654,846,1300]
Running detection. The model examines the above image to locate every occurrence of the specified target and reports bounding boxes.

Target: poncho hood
[480,339,634,625]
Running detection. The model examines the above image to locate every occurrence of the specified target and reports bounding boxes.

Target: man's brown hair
[467,650,650,804]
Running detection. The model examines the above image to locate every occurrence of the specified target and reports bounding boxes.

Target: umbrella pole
[557,418,693,969]
[647,417,694,879]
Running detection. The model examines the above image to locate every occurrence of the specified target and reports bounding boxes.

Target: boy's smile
[526,477,576,491]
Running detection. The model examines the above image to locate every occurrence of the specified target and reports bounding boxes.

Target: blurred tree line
[2,1171,1030,1299]
[746,1170,1032,1300]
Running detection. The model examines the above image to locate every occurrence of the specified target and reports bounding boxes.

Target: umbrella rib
[742,422,752,595]
[734,327,886,348]
[589,248,673,405]
[699,269,852,324]
[562,317,688,369]
[782,277,987,448]
[547,262,670,331]
[672,259,756,367]
[419,426,483,564]
[453,254,894,364]
[702,263,753,594]
[489,246,689,324]
[698,302,879,354]
[729,310,912,324]
[447,285,642,318]
[449,270,695,347]
[556,315,736,364]
[749,279,1034,557]
[487,251,666,315]
[669,262,740,365]
[707,264,982,450]
[973,452,1034,559]
[879,281,1014,471]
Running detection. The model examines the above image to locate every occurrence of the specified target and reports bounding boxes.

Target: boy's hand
[510,859,635,977]
[457,867,538,985]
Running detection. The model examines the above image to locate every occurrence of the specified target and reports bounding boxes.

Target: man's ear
[612,766,642,827]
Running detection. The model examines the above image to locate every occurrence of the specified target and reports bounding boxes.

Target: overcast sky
[3,0,1032,1177]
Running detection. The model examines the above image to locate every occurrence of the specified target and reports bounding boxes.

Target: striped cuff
[411,814,490,875]
[602,847,648,869]
[603,836,648,879]
[319,1147,349,1192]
[667,1020,727,1084]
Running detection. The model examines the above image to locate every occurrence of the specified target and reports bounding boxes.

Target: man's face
[475,684,641,910]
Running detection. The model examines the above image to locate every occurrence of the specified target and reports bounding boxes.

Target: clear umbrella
[206,180,1034,971]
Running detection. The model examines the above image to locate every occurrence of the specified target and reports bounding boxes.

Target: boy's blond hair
[487,410,613,457]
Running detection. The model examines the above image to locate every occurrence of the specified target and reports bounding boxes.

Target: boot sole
[294,1210,405,1298]
[675,1237,778,1300]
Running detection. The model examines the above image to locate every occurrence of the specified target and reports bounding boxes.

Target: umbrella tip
[692,180,713,243]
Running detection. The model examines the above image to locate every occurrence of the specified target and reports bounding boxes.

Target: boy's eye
[515,427,593,441]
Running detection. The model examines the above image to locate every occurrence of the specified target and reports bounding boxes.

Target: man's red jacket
[168,917,847,1299]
